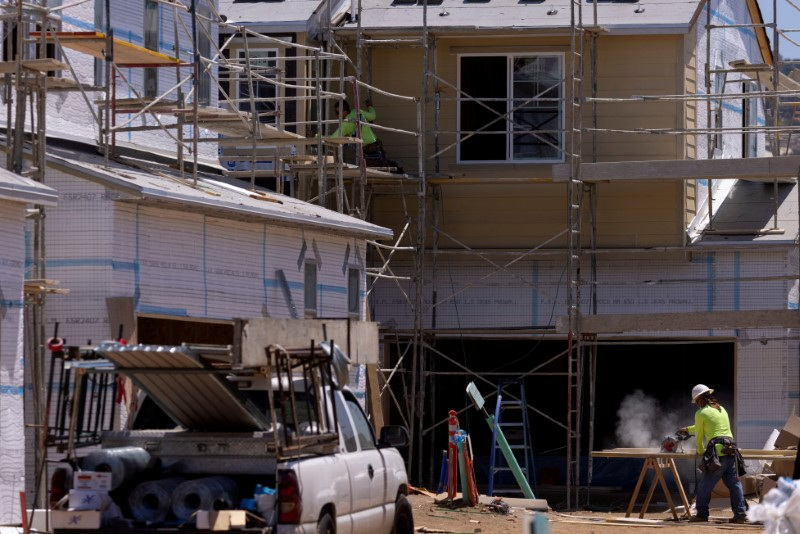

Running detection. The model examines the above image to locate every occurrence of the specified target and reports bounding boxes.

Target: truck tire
[392,495,414,534]
[317,512,335,534]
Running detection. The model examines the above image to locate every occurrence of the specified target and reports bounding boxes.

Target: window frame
[236,48,278,124]
[742,81,759,159]
[93,0,104,86]
[343,392,376,451]
[196,0,213,106]
[143,0,160,98]
[456,52,565,164]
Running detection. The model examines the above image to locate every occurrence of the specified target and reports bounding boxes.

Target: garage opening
[394,338,735,494]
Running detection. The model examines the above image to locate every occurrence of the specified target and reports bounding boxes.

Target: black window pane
[460,56,507,161]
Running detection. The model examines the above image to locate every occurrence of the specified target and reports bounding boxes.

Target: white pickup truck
[49,341,412,534]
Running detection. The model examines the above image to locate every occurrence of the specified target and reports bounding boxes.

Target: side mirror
[378,425,409,448]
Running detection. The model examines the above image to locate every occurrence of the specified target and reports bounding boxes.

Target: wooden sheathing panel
[374,179,685,250]
[594,35,681,163]
[595,182,685,248]
[421,183,569,249]
[368,45,426,170]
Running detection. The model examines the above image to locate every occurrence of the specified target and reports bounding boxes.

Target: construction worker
[678,384,747,524]
[329,99,378,147]
[327,99,403,172]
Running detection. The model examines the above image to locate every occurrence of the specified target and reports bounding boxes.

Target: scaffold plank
[94,97,179,113]
[0,58,68,74]
[31,31,181,65]
[552,156,800,183]
[173,106,306,140]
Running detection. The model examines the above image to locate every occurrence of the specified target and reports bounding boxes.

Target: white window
[458,54,563,162]
[347,267,360,317]
[304,262,317,318]
[237,49,277,124]
[710,70,724,154]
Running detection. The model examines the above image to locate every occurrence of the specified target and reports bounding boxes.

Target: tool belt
[701,436,746,476]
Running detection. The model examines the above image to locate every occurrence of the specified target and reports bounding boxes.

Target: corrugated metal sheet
[94,343,270,431]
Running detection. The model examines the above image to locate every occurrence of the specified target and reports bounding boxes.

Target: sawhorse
[626,456,692,520]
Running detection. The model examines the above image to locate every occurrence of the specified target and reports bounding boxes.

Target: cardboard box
[68,489,111,510]
[73,471,112,492]
[196,510,247,531]
[26,509,51,532]
[770,458,795,477]
[52,509,101,529]
[761,476,778,502]
[774,414,800,449]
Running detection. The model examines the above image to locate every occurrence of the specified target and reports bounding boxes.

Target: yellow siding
[362,32,689,249]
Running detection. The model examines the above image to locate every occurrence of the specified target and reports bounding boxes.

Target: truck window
[345,396,376,451]
[334,393,358,452]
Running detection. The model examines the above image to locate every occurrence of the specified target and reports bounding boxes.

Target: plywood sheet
[239,318,379,366]
[593,448,797,460]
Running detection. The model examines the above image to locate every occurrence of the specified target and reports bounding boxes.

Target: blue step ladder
[488,379,535,496]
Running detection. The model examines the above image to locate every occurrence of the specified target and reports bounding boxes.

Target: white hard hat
[691,384,713,403]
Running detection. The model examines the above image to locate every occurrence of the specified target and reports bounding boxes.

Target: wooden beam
[365,363,384,434]
[555,309,800,334]
[551,156,800,183]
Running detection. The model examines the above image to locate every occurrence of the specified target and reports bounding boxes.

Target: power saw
[660,429,692,453]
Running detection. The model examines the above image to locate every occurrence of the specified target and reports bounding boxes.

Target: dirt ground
[407,492,765,533]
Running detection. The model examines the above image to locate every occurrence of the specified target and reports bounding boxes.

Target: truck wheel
[392,495,414,534]
[317,512,335,534]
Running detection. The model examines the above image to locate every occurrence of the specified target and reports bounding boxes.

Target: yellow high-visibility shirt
[329,106,378,145]
[687,404,734,456]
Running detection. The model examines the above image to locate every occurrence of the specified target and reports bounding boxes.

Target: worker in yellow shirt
[327,99,402,173]
[330,99,378,146]
[678,384,747,524]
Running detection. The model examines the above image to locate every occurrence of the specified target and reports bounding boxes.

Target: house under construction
[1,0,800,516]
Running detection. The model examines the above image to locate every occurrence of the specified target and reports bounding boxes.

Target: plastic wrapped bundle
[128,477,186,524]
[747,477,800,534]
[171,476,239,522]
[81,447,151,490]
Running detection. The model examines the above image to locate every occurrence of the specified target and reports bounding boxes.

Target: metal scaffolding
[5,0,800,513]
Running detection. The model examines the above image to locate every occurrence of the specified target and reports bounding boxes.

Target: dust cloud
[614,390,692,450]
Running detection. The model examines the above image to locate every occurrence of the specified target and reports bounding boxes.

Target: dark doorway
[395,338,735,494]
